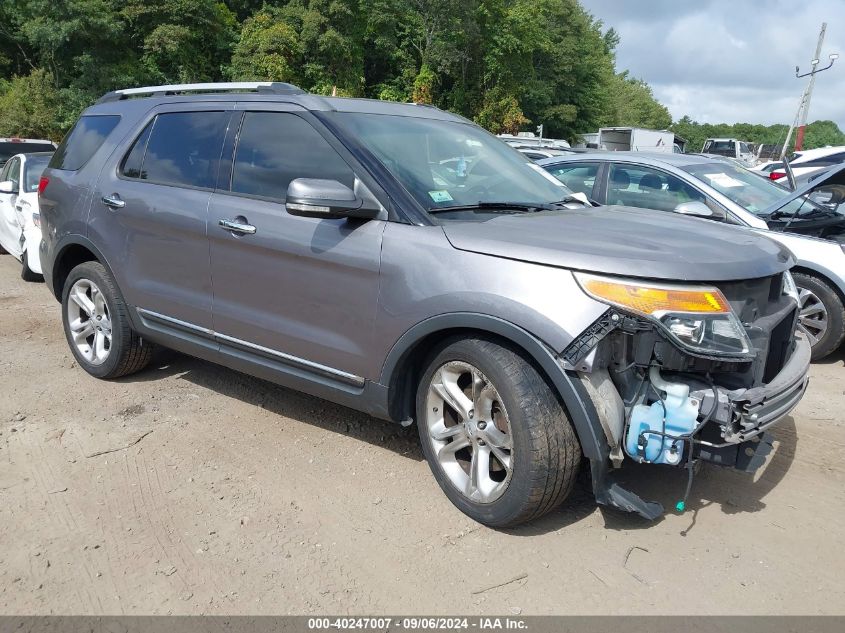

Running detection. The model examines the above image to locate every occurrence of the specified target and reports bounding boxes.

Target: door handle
[219,218,257,235]
[102,194,125,209]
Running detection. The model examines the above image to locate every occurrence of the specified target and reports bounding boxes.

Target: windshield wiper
[429,200,576,214]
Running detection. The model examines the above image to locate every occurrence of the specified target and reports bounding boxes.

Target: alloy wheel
[424,361,513,503]
[798,287,829,346]
[66,278,112,365]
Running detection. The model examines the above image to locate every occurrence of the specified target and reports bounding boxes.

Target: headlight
[782,270,799,304]
[575,272,752,356]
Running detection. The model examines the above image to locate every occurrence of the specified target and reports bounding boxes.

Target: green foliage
[606,72,672,130]
[0,69,65,138]
[3,0,828,149]
[670,116,845,153]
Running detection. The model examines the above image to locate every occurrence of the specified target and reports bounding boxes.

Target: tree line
[0,0,841,152]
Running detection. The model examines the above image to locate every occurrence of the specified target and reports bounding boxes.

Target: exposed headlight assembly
[575,272,752,357]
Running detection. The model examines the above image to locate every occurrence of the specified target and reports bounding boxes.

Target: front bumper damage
[567,298,811,520]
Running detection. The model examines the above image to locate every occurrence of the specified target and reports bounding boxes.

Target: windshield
[326,112,573,216]
[23,155,51,193]
[703,140,735,157]
[682,161,827,218]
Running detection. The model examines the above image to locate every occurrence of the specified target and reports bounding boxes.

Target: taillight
[37,176,49,195]
[769,171,786,181]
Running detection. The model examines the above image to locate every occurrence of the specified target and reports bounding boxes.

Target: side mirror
[285,178,380,220]
[0,180,17,194]
[674,200,724,220]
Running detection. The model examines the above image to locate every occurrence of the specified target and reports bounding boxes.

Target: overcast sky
[580,0,845,126]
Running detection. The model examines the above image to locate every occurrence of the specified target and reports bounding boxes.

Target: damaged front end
[563,270,811,520]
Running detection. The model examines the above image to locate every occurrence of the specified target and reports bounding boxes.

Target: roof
[0,138,56,145]
[88,81,468,123]
[791,145,845,161]
[535,150,719,168]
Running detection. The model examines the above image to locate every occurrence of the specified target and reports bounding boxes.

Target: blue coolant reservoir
[625,369,700,465]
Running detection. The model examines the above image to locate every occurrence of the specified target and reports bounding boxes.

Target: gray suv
[39,82,810,527]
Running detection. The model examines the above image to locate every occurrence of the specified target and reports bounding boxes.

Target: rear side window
[50,115,120,170]
[231,112,354,200]
[120,121,154,179]
[129,111,228,189]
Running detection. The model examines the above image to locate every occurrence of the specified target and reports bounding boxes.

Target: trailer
[598,127,676,153]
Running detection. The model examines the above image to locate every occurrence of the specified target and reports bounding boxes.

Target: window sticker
[428,190,454,203]
[703,173,744,188]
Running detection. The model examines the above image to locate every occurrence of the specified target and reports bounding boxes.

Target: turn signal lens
[576,274,730,316]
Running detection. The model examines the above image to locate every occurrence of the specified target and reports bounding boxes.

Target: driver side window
[546,162,599,197]
[607,164,706,213]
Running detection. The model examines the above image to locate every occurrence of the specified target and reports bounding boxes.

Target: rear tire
[793,272,845,361]
[20,250,42,282]
[61,261,153,379]
[416,337,581,527]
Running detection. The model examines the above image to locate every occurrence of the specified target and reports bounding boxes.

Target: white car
[0,152,52,281]
[774,146,845,184]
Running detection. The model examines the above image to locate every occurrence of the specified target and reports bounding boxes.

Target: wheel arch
[50,236,114,300]
[792,264,845,305]
[379,313,606,461]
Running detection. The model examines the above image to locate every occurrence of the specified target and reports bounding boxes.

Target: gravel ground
[0,255,843,615]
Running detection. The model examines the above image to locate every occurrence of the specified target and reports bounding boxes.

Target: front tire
[20,250,42,282]
[61,261,153,379]
[794,272,845,361]
[416,337,581,528]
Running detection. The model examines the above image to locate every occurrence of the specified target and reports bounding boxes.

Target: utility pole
[780,89,807,161]
[790,23,839,153]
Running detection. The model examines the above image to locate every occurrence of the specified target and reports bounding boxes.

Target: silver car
[39,83,809,527]
[539,152,845,359]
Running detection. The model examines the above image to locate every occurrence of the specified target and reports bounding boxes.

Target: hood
[761,164,845,243]
[441,205,794,282]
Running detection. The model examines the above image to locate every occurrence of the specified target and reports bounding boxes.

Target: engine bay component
[625,366,700,465]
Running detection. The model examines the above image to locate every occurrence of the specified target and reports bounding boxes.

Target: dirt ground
[0,255,844,616]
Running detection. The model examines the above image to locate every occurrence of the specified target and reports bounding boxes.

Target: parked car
[0,138,57,168]
[539,152,845,359]
[752,161,786,181]
[40,82,809,527]
[701,138,755,164]
[787,146,845,175]
[514,146,576,161]
[0,152,52,280]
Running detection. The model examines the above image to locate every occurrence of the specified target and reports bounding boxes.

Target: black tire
[793,272,845,361]
[61,261,153,379]
[20,250,42,282]
[416,337,581,528]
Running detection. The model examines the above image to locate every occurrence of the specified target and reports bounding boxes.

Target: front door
[208,108,385,382]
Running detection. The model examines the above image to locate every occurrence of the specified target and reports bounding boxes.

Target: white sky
[580,0,845,126]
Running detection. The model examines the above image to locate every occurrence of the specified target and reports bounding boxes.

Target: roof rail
[96,82,304,104]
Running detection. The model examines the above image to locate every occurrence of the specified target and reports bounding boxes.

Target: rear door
[89,104,232,329]
[207,106,385,381]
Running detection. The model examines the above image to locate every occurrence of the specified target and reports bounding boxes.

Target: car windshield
[23,155,51,192]
[703,141,735,157]
[682,161,827,218]
[326,112,574,217]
